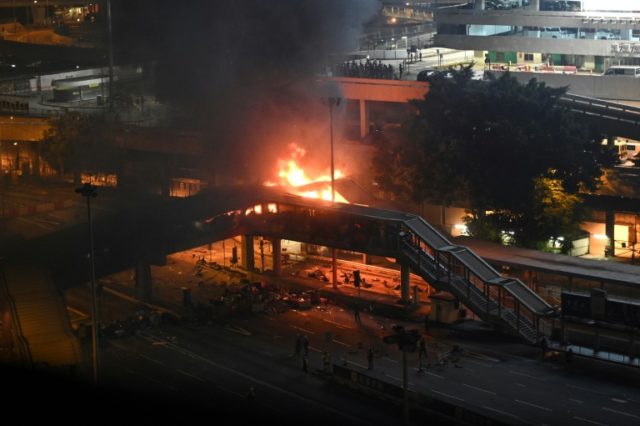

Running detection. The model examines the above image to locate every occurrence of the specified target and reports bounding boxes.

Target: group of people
[333,59,397,80]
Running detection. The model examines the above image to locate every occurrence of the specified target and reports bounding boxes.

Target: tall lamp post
[322,96,341,289]
[106,0,114,111]
[75,183,99,384]
[383,325,420,425]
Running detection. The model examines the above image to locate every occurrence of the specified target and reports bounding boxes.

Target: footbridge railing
[398,216,555,343]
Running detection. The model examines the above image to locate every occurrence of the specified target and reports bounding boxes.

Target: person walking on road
[367,347,374,370]
[302,355,308,373]
[302,334,310,356]
[354,304,361,324]
[323,351,332,374]
[295,333,302,357]
[418,336,428,370]
[540,336,548,359]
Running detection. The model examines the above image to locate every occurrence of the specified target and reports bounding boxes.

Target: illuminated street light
[321,95,341,288]
[75,183,99,384]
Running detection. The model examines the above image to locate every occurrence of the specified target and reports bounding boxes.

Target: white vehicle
[603,66,640,77]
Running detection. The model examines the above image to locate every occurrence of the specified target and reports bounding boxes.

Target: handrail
[400,214,555,320]
[0,259,33,368]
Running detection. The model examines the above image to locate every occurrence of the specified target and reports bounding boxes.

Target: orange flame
[267,143,348,203]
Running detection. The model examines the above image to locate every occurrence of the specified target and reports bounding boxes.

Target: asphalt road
[63,294,640,426]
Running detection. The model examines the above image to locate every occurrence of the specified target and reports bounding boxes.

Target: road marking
[140,354,165,366]
[509,370,545,381]
[383,356,398,364]
[482,406,519,419]
[323,319,352,329]
[217,385,244,398]
[138,331,375,425]
[463,383,496,395]
[265,316,276,321]
[466,359,491,368]
[515,383,526,388]
[225,325,252,336]
[332,339,352,347]
[570,398,584,404]
[291,325,315,335]
[293,310,308,317]
[602,407,640,420]
[567,384,605,395]
[515,399,552,412]
[108,341,130,352]
[425,371,444,379]
[467,351,500,362]
[177,369,206,382]
[573,416,608,426]
[347,360,367,369]
[431,389,464,402]
[385,374,402,382]
[610,398,627,404]
[309,346,322,353]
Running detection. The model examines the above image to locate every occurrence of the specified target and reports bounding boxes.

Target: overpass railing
[559,93,640,126]
[399,216,555,343]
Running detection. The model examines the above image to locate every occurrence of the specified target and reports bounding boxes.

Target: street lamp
[321,96,341,288]
[75,183,99,384]
[106,0,114,111]
[383,325,420,425]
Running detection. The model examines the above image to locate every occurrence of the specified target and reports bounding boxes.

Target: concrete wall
[435,34,621,57]
[486,70,640,100]
[327,77,429,103]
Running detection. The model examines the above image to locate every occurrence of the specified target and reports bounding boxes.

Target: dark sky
[113,0,377,108]
[110,1,379,181]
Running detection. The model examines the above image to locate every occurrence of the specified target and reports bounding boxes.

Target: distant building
[434,0,640,72]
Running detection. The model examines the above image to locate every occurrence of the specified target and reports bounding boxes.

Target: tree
[40,112,122,183]
[373,65,617,249]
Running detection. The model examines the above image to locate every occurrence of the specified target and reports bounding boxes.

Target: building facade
[435,0,640,71]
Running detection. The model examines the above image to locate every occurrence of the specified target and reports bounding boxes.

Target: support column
[134,260,152,303]
[362,253,373,264]
[605,210,615,257]
[529,0,540,11]
[401,263,411,305]
[359,99,369,139]
[474,0,485,10]
[241,235,255,272]
[272,238,282,277]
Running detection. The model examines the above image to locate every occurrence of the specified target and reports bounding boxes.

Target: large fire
[266,143,348,203]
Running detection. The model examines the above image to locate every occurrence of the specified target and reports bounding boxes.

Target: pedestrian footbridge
[1,185,555,368]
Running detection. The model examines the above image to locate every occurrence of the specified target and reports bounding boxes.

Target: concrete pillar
[401,263,411,305]
[362,253,373,264]
[623,29,633,41]
[134,260,152,303]
[359,99,369,139]
[530,0,540,11]
[241,235,255,271]
[605,210,615,257]
[272,238,282,277]
[475,0,485,10]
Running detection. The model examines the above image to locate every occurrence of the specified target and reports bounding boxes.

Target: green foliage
[40,112,122,177]
[373,65,616,249]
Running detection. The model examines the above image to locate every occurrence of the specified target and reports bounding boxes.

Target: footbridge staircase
[397,217,556,343]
